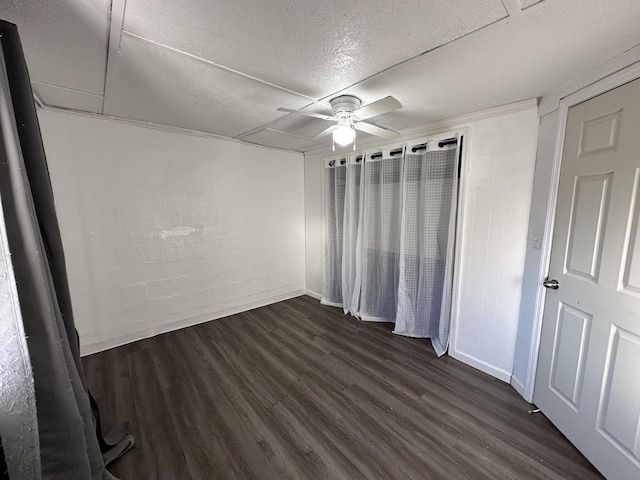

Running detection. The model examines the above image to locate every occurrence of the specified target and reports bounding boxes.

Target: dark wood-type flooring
[83,295,603,480]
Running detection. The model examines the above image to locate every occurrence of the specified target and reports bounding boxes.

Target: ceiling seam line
[236,117,300,139]
[103,0,127,115]
[500,0,522,17]
[314,14,510,105]
[121,30,317,102]
[236,15,512,139]
[265,128,319,141]
[31,81,104,98]
[236,104,395,140]
[102,0,114,101]
[35,103,302,153]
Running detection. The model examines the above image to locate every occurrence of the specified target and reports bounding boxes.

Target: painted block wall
[303,105,539,382]
[38,110,306,355]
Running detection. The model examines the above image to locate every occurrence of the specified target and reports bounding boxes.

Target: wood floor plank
[84,295,603,479]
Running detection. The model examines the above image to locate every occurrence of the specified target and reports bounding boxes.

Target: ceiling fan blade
[277,107,334,121]
[354,122,399,139]
[353,96,402,120]
[313,125,338,140]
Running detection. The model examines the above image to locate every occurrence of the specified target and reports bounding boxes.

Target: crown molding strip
[35,103,302,155]
[538,43,640,116]
[304,98,538,156]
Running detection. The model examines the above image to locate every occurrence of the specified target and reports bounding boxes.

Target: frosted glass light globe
[333,125,356,146]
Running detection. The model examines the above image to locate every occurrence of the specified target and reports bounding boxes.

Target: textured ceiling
[1,0,640,152]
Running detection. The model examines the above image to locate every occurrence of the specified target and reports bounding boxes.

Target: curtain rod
[412,137,458,152]
[331,137,459,164]
[369,148,403,160]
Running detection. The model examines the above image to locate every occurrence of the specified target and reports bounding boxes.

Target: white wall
[303,103,539,383]
[452,108,539,382]
[38,110,305,355]
[304,154,323,298]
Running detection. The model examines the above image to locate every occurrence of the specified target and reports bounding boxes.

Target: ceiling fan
[277,95,402,150]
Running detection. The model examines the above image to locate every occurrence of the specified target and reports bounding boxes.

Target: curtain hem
[360,315,395,323]
[392,330,429,338]
[320,299,343,308]
[431,338,447,357]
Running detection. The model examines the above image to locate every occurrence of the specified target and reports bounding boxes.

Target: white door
[535,77,640,480]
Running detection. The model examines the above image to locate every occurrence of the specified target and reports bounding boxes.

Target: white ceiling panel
[241,129,322,152]
[0,0,110,95]
[32,81,103,114]
[8,0,640,153]
[103,32,313,138]
[122,0,508,99]
[320,0,640,134]
[256,114,335,140]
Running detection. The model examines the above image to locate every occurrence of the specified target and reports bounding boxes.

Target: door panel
[549,303,591,410]
[596,326,640,464]
[565,173,612,282]
[535,77,640,479]
[621,170,640,295]
[578,109,622,157]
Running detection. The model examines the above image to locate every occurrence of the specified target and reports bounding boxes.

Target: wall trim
[447,128,472,360]
[452,350,512,384]
[539,47,640,116]
[304,99,538,156]
[523,63,640,403]
[81,289,306,356]
[305,290,322,300]
[35,102,303,156]
[511,375,527,400]
[36,93,538,158]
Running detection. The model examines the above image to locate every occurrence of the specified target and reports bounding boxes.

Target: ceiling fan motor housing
[330,95,362,119]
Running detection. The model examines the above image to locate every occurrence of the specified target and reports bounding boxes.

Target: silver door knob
[543,278,559,289]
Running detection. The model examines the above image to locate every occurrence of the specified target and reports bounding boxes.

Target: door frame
[523,61,640,402]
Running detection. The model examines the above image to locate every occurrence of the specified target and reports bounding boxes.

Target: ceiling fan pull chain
[332,137,336,152]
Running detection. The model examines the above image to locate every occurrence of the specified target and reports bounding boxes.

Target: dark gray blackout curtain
[0,21,133,479]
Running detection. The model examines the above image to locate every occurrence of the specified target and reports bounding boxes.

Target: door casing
[524,62,640,402]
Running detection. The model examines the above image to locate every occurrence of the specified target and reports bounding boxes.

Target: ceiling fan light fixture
[333,124,356,146]
[278,94,401,146]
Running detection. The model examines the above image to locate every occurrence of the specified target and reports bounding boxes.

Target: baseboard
[80,289,306,356]
[451,350,512,383]
[305,290,322,300]
[511,375,530,402]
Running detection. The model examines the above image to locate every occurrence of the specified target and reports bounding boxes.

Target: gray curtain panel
[322,142,459,355]
[341,156,364,317]
[359,153,403,323]
[0,20,132,479]
[321,159,346,306]
[393,147,459,355]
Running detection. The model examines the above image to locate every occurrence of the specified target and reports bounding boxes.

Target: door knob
[543,278,560,289]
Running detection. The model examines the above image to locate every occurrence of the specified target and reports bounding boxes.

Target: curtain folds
[0,20,133,479]
[322,159,346,307]
[341,156,363,317]
[322,141,459,355]
[360,152,403,322]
